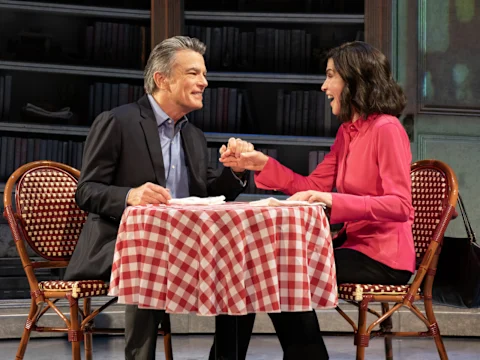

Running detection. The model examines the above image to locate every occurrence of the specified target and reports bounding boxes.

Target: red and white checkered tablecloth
[109,202,337,315]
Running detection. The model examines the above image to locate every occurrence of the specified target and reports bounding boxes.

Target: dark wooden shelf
[0,61,325,84]
[207,72,325,84]
[0,123,335,147]
[0,122,90,136]
[0,61,144,79]
[185,11,364,24]
[0,0,150,19]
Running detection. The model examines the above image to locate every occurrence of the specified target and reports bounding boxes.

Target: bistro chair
[334,159,459,360]
[3,161,173,360]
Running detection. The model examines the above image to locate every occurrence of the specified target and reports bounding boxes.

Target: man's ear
[154,72,169,91]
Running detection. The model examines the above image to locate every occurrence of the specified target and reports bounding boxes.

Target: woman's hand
[288,190,333,207]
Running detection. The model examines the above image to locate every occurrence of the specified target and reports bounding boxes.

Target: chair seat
[39,280,109,298]
[338,283,421,301]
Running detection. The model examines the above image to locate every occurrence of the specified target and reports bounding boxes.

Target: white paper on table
[249,197,326,208]
[168,195,226,205]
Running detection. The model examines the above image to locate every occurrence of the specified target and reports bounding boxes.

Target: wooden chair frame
[3,161,172,360]
[333,159,459,360]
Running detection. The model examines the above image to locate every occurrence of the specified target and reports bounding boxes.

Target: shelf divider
[185,11,364,24]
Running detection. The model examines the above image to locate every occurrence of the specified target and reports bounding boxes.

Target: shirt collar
[343,113,378,134]
[147,94,188,129]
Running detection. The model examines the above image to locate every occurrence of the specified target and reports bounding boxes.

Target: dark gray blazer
[64,95,246,281]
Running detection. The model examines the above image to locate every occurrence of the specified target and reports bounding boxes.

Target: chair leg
[355,302,369,360]
[15,300,38,360]
[83,298,93,360]
[68,296,81,360]
[433,332,448,360]
[162,314,173,360]
[424,300,448,360]
[381,303,393,360]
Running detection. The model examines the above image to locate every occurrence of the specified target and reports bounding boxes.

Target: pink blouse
[255,113,415,273]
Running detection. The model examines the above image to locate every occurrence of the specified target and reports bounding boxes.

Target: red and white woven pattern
[109,202,337,315]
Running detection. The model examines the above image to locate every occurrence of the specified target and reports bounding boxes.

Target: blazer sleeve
[254,132,341,195]
[204,136,247,201]
[330,123,412,223]
[75,111,131,220]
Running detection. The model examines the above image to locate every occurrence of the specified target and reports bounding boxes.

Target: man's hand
[220,138,254,173]
[219,137,255,173]
[127,182,171,206]
[287,190,333,207]
[220,150,269,172]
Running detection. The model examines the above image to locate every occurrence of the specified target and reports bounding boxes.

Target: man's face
[164,49,208,114]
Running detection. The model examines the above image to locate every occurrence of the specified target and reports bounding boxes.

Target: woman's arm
[254,130,342,195]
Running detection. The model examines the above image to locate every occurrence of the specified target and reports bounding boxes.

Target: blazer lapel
[137,95,166,186]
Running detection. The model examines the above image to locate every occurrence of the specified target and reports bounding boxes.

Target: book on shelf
[0,75,12,121]
[85,21,150,69]
[0,77,4,120]
[89,81,145,122]
[308,150,327,173]
[188,87,255,134]
[275,89,334,137]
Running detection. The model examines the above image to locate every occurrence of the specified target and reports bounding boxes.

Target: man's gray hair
[144,36,206,94]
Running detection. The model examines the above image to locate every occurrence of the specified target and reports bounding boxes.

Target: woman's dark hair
[325,41,406,123]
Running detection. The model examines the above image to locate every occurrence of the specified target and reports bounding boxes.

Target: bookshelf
[0,0,392,199]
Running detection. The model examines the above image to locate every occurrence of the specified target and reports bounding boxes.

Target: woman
[220,41,415,358]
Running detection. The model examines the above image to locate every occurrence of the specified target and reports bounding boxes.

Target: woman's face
[321,58,345,116]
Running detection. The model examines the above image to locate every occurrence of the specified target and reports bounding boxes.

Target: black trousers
[208,311,328,360]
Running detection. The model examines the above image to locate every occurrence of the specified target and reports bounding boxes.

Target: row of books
[84,22,150,69]
[3,79,339,138]
[89,82,145,123]
[276,89,340,137]
[184,26,315,73]
[0,137,85,181]
[188,87,255,133]
[0,75,13,121]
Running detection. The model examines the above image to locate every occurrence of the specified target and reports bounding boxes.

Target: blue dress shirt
[147,94,190,199]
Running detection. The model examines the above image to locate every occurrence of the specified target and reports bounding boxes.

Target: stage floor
[1,334,479,359]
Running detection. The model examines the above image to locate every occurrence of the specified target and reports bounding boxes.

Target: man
[64,36,252,359]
